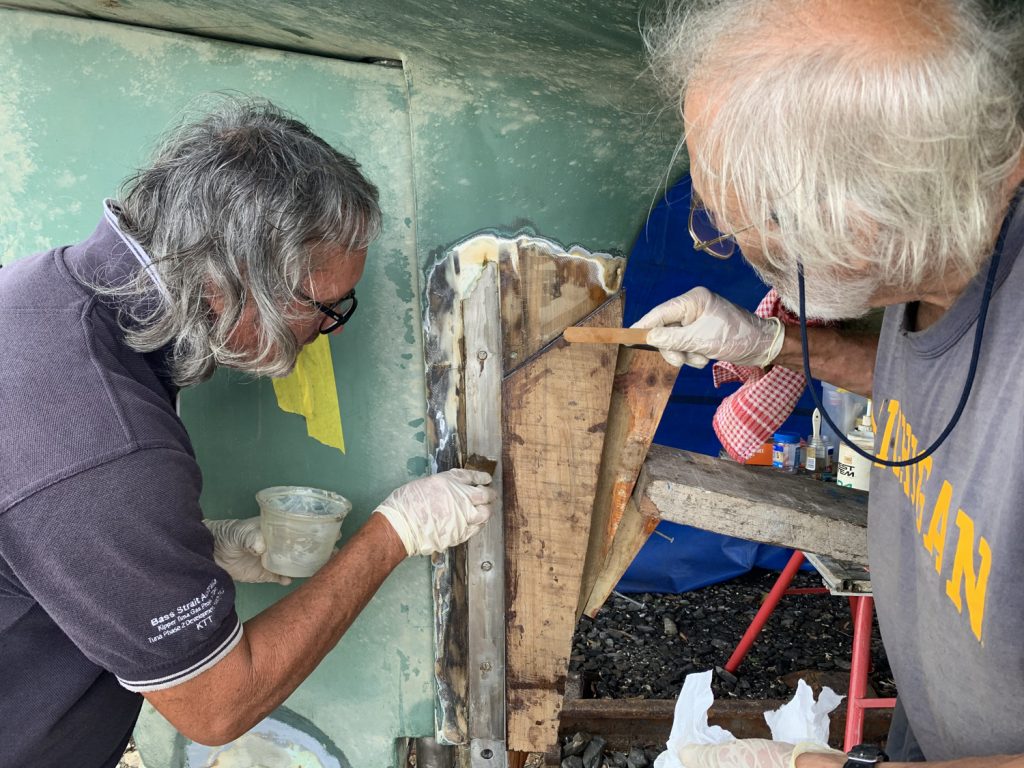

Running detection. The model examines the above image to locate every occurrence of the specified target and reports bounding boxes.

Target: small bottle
[836,399,875,492]
[805,409,829,480]
[772,432,801,474]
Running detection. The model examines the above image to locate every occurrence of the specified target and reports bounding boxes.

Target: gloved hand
[679,740,844,768]
[203,517,292,585]
[375,469,496,557]
[632,287,785,369]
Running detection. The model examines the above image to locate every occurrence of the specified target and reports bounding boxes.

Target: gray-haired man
[0,99,494,767]
[636,0,1024,766]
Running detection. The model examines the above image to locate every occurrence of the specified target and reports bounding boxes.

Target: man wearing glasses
[636,0,1024,765]
[0,98,494,767]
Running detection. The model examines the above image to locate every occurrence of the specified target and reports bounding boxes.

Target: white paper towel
[652,671,843,768]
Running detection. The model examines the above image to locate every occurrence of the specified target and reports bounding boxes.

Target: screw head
[481,749,494,759]
[477,350,488,361]
[480,560,493,572]
[480,661,492,671]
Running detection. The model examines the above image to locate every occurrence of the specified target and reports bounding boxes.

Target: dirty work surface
[571,569,896,701]
[555,569,896,767]
[121,571,893,767]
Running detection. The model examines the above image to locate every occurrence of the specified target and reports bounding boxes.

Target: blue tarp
[616,175,817,594]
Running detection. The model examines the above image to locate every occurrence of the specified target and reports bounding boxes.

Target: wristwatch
[843,745,889,768]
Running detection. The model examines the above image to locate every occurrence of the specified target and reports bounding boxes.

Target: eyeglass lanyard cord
[103,199,170,302]
[796,247,999,469]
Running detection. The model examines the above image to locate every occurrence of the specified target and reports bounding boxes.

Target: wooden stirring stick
[562,326,650,346]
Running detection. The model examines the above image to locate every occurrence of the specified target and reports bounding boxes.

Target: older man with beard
[635,0,1024,765]
[0,99,494,768]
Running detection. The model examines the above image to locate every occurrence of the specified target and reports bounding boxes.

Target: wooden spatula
[562,326,653,348]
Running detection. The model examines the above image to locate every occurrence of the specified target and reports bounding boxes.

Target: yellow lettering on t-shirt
[913,456,932,533]
[876,399,901,463]
[922,481,953,572]
[945,509,992,642]
[901,425,919,498]
[878,401,993,647]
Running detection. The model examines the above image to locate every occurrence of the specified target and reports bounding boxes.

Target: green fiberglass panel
[0,9,429,768]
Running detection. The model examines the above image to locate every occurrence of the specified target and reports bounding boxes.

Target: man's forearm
[146,512,407,744]
[772,325,879,397]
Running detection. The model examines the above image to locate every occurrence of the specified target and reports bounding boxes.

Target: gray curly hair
[101,96,381,387]
[645,0,1024,296]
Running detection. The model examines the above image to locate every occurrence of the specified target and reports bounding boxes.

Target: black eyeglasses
[309,289,357,334]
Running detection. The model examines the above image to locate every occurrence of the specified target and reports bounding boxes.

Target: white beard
[750,260,879,321]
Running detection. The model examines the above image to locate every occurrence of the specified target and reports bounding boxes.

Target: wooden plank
[500,240,624,371]
[559,696,893,752]
[423,234,624,762]
[563,326,649,346]
[577,347,678,617]
[581,497,661,619]
[636,445,869,564]
[503,296,622,754]
[805,552,873,595]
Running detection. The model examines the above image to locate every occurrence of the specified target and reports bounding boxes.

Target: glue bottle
[805,409,829,479]
[836,399,875,492]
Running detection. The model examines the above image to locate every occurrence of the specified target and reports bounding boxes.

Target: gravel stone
[570,569,895,701]
[563,732,590,758]
[562,757,584,768]
[582,736,607,768]
[626,746,650,768]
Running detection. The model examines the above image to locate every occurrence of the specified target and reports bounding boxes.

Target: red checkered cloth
[712,290,821,462]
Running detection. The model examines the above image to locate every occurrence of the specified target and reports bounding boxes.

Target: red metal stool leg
[724,551,805,674]
[844,596,897,749]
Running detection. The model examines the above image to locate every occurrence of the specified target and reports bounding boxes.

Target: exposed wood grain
[500,241,624,372]
[562,326,649,346]
[577,347,678,617]
[636,445,870,564]
[503,296,621,754]
[581,497,661,619]
[424,235,624,762]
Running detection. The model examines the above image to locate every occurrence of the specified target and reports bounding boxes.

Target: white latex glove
[679,740,844,768]
[375,469,496,557]
[203,517,292,585]
[632,287,785,369]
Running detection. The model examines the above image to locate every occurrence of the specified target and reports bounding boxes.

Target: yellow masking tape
[272,335,346,454]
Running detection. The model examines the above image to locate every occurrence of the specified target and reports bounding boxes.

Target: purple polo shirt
[0,216,240,768]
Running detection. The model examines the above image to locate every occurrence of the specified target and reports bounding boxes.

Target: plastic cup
[256,486,352,578]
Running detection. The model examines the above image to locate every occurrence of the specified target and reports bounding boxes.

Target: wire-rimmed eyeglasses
[688,192,755,259]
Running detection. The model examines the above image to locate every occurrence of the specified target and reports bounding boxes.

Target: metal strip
[462,262,507,767]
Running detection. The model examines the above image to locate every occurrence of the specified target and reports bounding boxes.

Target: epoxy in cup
[256,486,351,578]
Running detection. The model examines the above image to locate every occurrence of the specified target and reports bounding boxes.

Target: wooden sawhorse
[616,445,895,748]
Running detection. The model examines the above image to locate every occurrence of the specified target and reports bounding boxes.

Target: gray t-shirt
[0,216,240,768]
[870,201,1024,759]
